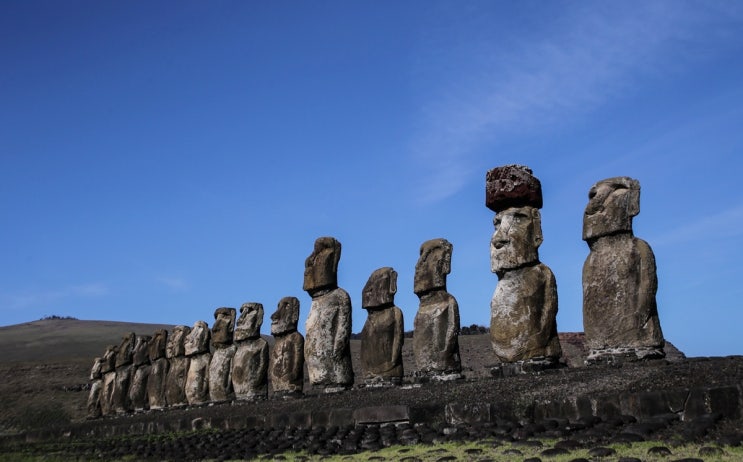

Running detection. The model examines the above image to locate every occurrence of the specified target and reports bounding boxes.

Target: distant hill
[0,319,175,362]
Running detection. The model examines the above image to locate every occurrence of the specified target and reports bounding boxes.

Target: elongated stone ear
[531,207,544,248]
[390,269,398,295]
[626,179,640,218]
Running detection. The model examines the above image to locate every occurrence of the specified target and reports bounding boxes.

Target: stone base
[234,392,267,401]
[321,385,352,394]
[490,356,561,377]
[586,347,665,365]
[272,390,303,400]
[361,376,402,388]
[412,371,464,384]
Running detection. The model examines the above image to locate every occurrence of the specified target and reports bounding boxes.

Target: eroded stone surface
[304,237,354,390]
[149,329,168,361]
[486,164,542,212]
[488,166,561,367]
[211,307,236,347]
[147,357,169,410]
[413,238,461,377]
[232,302,269,400]
[582,177,664,362]
[164,325,190,407]
[360,267,404,385]
[111,364,133,414]
[114,332,135,369]
[128,335,152,411]
[185,321,211,405]
[185,321,210,356]
[86,356,104,419]
[269,297,304,397]
[209,345,236,402]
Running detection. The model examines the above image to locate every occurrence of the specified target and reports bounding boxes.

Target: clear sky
[2,1,742,358]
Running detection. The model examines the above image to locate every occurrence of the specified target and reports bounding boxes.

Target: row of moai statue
[87,163,666,417]
[87,235,461,417]
[486,164,664,373]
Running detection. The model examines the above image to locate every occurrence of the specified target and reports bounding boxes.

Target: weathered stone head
[486,164,543,212]
[235,302,264,341]
[101,345,118,373]
[211,307,237,347]
[271,297,300,336]
[583,176,640,242]
[490,206,543,275]
[132,335,152,367]
[184,321,210,356]
[303,237,341,295]
[90,357,104,381]
[362,267,398,309]
[166,325,190,359]
[115,332,136,368]
[414,238,453,295]
[149,329,168,361]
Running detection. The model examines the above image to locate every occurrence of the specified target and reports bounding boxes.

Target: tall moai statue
[99,345,118,416]
[112,332,136,413]
[147,329,169,410]
[413,238,462,380]
[360,267,404,386]
[128,334,152,412]
[86,356,104,419]
[303,237,354,392]
[164,325,191,407]
[269,297,305,398]
[486,165,562,374]
[232,302,269,400]
[184,320,211,405]
[208,307,237,403]
[582,177,664,363]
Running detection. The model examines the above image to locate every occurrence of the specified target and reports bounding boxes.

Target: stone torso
[269,331,304,394]
[490,263,561,362]
[360,306,404,380]
[304,287,354,387]
[583,234,663,351]
[413,291,461,374]
[208,345,236,402]
[232,337,269,399]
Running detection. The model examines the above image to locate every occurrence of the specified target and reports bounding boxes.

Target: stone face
[487,165,561,367]
[100,345,117,374]
[232,337,269,400]
[582,177,664,361]
[486,164,543,212]
[360,267,404,384]
[86,378,102,419]
[269,297,304,396]
[149,329,168,361]
[413,238,461,376]
[132,334,151,367]
[304,237,354,390]
[208,344,236,402]
[235,302,264,342]
[164,325,191,407]
[185,321,210,356]
[211,307,236,347]
[115,332,135,368]
[185,351,212,405]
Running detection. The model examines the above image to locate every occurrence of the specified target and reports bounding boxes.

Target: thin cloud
[156,276,189,292]
[2,283,109,311]
[409,1,743,204]
[651,204,743,247]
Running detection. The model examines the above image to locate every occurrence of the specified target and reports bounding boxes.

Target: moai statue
[209,307,237,402]
[269,297,304,398]
[582,177,664,363]
[487,165,562,374]
[112,332,136,413]
[184,320,211,405]
[232,302,269,400]
[413,238,462,380]
[360,267,404,386]
[86,356,104,419]
[99,345,118,416]
[303,237,354,392]
[128,334,152,411]
[164,325,191,407]
[147,329,169,410]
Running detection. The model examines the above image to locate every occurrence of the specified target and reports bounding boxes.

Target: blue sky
[2,1,742,357]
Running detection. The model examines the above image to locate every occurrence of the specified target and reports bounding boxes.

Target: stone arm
[636,238,660,332]
[392,307,404,367]
[444,296,460,359]
[536,265,559,352]
[292,333,305,377]
[333,290,352,358]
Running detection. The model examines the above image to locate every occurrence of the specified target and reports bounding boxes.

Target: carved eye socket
[588,188,597,199]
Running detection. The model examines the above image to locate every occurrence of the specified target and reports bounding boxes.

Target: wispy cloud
[155,276,189,292]
[2,283,109,311]
[651,204,743,247]
[409,1,743,203]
